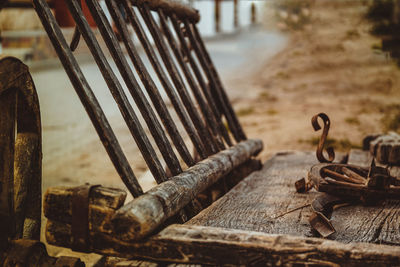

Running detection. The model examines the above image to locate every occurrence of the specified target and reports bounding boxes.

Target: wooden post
[215,0,221,33]
[234,0,238,28]
[251,2,256,24]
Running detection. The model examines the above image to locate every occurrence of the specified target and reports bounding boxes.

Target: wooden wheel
[0,57,42,247]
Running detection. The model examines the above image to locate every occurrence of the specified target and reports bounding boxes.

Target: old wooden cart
[1,0,400,265]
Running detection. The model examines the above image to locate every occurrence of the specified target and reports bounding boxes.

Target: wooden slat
[33,0,144,197]
[187,151,400,245]
[187,151,318,236]
[46,224,400,266]
[112,139,263,241]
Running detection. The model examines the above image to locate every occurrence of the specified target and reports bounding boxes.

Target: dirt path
[229,1,400,162]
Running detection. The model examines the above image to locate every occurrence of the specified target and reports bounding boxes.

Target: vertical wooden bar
[138,4,219,154]
[106,0,195,167]
[64,0,169,182]
[121,0,209,159]
[158,10,225,150]
[184,20,247,141]
[169,14,233,147]
[32,0,144,197]
[84,0,185,178]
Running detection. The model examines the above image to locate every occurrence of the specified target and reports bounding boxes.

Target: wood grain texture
[44,186,127,224]
[187,151,400,245]
[187,151,319,237]
[0,57,42,241]
[334,149,400,245]
[112,139,263,241]
[46,224,400,266]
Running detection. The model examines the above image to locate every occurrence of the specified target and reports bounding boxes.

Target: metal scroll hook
[311,113,335,163]
[69,0,84,51]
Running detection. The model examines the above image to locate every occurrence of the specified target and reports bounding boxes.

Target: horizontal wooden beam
[47,224,400,265]
[111,139,263,241]
[133,0,200,23]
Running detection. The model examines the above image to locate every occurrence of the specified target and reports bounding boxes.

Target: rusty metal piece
[295,177,313,193]
[322,168,364,185]
[311,113,335,163]
[341,166,366,183]
[71,184,99,252]
[274,203,310,219]
[309,162,400,202]
[309,194,345,238]
[309,212,335,238]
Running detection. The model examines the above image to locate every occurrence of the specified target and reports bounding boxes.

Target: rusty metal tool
[309,194,346,238]
[311,113,335,163]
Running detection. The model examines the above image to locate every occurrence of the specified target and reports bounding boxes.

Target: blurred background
[1,0,400,193]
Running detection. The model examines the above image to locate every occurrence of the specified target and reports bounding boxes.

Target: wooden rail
[33,0,248,201]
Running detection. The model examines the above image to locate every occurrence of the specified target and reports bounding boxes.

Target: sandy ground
[229,1,400,163]
[35,0,400,264]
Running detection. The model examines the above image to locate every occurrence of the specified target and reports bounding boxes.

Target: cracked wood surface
[187,151,400,245]
[44,223,400,266]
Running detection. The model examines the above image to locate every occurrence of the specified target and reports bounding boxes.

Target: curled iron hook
[70,27,81,52]
[69,0,84,51]
[311,113,335,163]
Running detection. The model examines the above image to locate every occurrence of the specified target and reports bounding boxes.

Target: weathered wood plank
[187,151,319,237]
[44,186,126,227]
[112,139,262,241]
[46,224,400,266]
[187,151,400,245]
